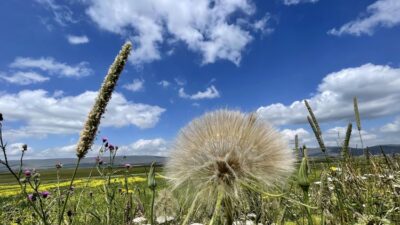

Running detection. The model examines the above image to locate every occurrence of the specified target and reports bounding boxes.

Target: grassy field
[0,156,399,225]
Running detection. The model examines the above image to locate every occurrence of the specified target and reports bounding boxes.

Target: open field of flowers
[1,43,399,225]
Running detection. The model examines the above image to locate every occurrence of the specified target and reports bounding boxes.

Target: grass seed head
[76,42,132,159]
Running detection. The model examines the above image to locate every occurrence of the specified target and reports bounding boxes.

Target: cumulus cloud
[328,0,400,36]
[381,116,400,133]
[17,138,169,159]
[119,138,169,156]
[283,0,319,6]
[257,63,400,126]
[85,0,263,65]
[123,79,144,92]
[67,35,89,44]
[179,85,220,100]
[0,71,49,85]
[1,143,34,158]
[0,90,165,140]
[10,57,92,78]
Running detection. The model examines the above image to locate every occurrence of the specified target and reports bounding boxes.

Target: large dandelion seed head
[166,109,295,205]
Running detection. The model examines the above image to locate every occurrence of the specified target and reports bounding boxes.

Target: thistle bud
[148,162,157,190]
[22,144,28,152]
[24,169,32,178]
[41,191,50,198]
[297,157,310,192]
[55,162,63,169]
[0,113,3,122]
[28,193,37,202]
[124,163,131,169]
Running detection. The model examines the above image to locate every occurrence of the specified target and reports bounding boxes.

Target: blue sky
[1,0,400,159]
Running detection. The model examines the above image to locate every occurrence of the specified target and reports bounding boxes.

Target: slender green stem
[208,186,224,225]
[150,188,156,225]
[58,158,81,225]
[181,191,201,225]
[302,190,313,225]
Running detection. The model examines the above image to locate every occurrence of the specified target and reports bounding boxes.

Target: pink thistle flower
[124,163,131,169]
[28,194,36,201]
[24,169,31,178]
[41,191,50,198]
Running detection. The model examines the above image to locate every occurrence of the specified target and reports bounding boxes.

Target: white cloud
[0,71,49,85]
[328,0,400,36]
[85,0,262,65]
[123,79,144,92]
[179,85,220,100]
[0,90,165,140]
[35,0,76,26]
[283,0,319,5]
[257,63,400,126]
[119,138,169,156]
[158,80,170,88]
[252,14,274,35]
[67,35,89,44]
[10,57,92,78]
[1,143,34,158]
[381,116,400,133]
[15,138,169,159]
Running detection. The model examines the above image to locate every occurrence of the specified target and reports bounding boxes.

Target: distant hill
[300,144,400,158]
[1,145,399,172]
[0,155,166,172]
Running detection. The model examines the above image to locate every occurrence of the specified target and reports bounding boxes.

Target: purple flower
[21,144,28,152]
[28,194,36,201]
[102,137,108,143]
[0,113,3,122]
[24,170,31,178]
[108,144,115,151]
[124,163,131,169]
[41,191,50,198]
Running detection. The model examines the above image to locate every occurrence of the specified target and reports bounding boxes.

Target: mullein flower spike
[76,42,132,159]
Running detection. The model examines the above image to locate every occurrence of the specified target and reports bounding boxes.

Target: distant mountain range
[0,155,166,172]
[303,144,400,158]
[1,145,399,172]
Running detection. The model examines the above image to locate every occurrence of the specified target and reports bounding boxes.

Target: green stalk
[58,158,81,225]
[181,192,201,225]
[208,186,224,225]
[150,188,156,225]
[302,189,313,225]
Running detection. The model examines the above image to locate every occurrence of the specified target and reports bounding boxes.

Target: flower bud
[297,157,310,192]
[148,162,157,190]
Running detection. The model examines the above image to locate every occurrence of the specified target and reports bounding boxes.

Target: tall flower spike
[166,110,295,217]
[76,42,132,158]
